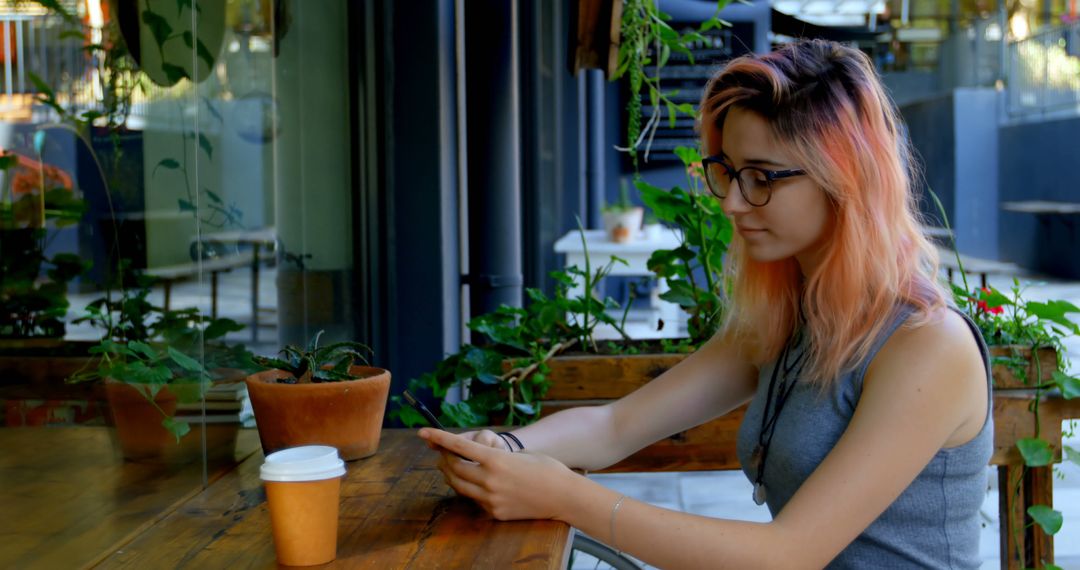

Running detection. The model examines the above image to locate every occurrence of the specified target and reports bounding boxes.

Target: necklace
[750,328,806,506]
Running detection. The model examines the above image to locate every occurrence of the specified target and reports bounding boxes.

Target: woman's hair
[700,39,948,386]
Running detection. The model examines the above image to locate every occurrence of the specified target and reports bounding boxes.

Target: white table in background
[553,229,683,338]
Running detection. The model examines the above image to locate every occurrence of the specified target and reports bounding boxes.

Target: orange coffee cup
[260,445,346,566]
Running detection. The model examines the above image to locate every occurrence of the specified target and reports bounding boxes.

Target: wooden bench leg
[211,271,219,319]
[251,244,261,344]
[162,282,172,312]
[999,465,1055,570]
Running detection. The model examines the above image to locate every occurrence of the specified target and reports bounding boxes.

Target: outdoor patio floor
[65,263,1080,569]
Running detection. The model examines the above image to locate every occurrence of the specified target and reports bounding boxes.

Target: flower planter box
[541,352,745,473]
[989,345,1057,390]
[542,344,1061,473]
[544,346,1070,568]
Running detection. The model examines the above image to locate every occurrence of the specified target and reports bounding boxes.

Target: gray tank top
[735,304,993,569]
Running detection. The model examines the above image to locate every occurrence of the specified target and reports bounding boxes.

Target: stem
[500,338,578,383]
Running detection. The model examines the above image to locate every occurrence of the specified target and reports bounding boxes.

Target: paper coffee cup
[260,445,346,566]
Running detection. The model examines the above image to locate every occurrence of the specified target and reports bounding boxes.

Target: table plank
[96,430,573,569]
[0,427,260,569]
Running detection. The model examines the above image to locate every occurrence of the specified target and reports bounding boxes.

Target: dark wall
[900,93,956,229]
[999,115,1080,278]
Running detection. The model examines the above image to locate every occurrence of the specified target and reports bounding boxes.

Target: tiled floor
[69,263,1080,569]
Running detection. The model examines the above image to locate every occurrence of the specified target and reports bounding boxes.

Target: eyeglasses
[701,155,807,207]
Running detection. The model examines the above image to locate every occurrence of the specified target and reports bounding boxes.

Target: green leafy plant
[251,330,372,384]
[614,0,730,167]
[69,281,256,440]
[0,152,89,339]
[637,146,732,344]
[930,189,1079,559]
[602,179,638,214]
[391,223,635,428]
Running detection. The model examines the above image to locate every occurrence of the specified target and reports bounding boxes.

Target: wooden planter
[989,345,1057,389]
[540,352,739,473]
[541,344,1068,569]
[246,365,391,461]
[104,379,238,463]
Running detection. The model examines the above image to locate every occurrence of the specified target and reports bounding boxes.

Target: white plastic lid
[260,445,346,482]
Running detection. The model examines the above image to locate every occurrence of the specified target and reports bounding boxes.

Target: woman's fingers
[473,429,512,451]
[419,428,496,463]
[442,451,488,486]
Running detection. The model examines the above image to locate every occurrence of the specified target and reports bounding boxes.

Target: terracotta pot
[245,365,391,461]
[104,379,238,462]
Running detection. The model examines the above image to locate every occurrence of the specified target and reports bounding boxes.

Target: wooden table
[0,427,261,569]
[94,429,572,568]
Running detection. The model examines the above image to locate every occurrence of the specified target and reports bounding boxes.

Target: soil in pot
[245,365,391,461]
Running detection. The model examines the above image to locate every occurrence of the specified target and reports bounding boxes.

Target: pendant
[749,445,763,476]
[753,482,767,506]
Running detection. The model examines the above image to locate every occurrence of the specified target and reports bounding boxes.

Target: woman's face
[707,106,834,275]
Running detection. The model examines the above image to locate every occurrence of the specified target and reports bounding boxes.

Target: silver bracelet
[610,495,628,554]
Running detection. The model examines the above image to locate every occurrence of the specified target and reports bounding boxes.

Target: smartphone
[403,390,470,461]
[402,390,447,430]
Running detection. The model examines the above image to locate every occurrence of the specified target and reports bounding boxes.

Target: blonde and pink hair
[700,39,947,386]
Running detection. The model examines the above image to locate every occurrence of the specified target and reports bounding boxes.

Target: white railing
[1007,22,1080,117]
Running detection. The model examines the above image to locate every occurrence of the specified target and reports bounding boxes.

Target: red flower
[973,287,1003,315]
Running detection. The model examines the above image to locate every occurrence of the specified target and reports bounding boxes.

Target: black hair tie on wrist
[498,431,525,452]
[495,432,515,452]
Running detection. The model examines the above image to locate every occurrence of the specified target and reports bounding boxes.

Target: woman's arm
[505,333,759,471]
[423,310,988,568]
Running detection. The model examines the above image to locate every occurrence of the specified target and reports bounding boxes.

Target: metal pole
[464,0,523,321]
[4,20,12,101]
[16,17,24,95]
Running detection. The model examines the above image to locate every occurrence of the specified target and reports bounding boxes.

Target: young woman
[420,39,991,569]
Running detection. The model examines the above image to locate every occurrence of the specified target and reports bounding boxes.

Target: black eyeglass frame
[701,154,807,207]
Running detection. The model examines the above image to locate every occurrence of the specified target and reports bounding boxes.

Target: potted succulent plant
[601,180,644,243]
[246,331,391,461]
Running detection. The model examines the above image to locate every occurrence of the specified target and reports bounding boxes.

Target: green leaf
[660,280,699,308]
[168,347,205,373]
[162,417,191,442]
[198,133,213,159]
[178,199,196,212]
[128,341,157,360]
[161,62,188,84]
[204,318,244,340]
[1053,371,1080,399]
[0,153,17,170]
[206,190,223,204]
[1016,437,1054,467]
[1065,445,1080,466]
[141,9,173,50]
[1026,505,1063,535]
[153,158,181,178]
[513,402,536,415]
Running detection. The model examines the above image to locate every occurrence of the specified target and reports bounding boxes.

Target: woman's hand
[421,429,513,453]
[419,428,576,522]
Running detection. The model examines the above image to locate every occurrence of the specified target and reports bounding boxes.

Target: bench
[935,245,1020,289]
[144,254,259,318]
